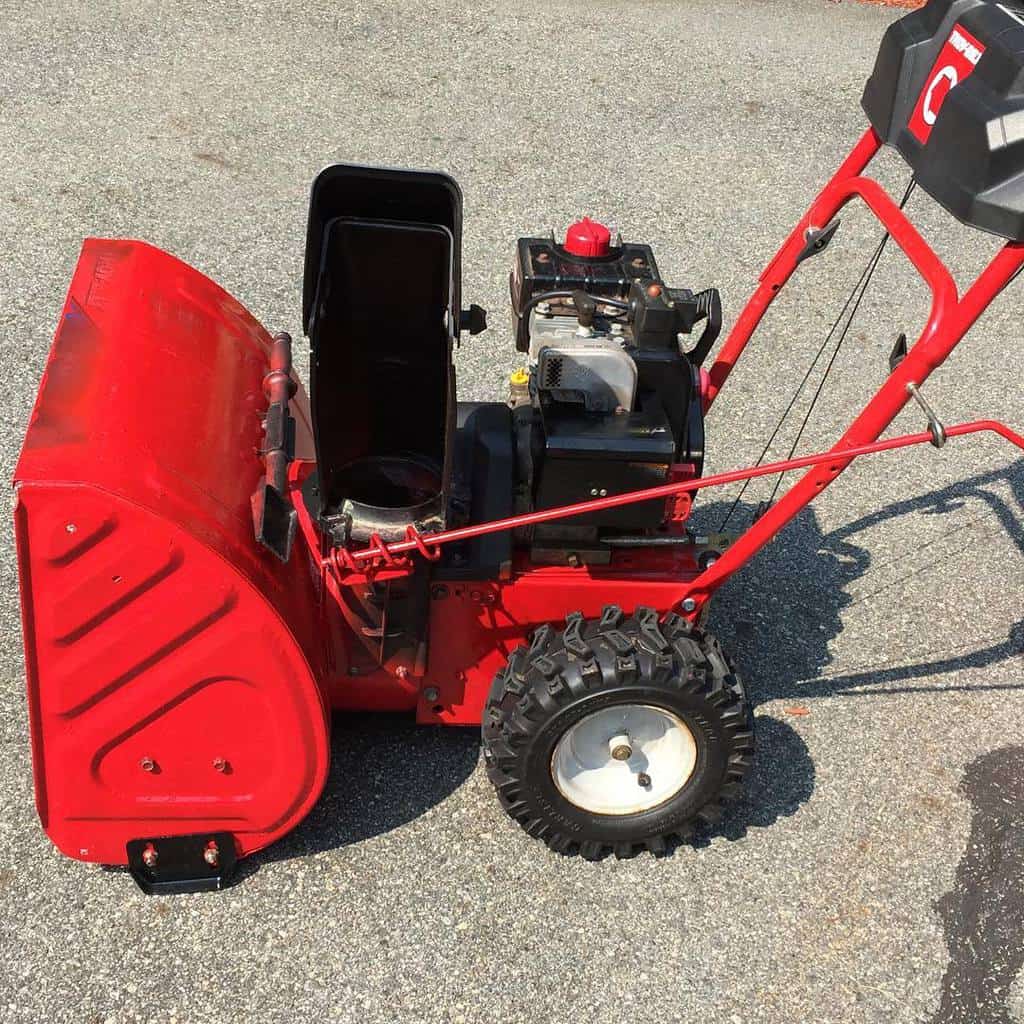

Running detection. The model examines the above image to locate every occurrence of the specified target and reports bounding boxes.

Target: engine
[507,217,719,564]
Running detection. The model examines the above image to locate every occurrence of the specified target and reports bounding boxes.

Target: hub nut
[609,733,633,761]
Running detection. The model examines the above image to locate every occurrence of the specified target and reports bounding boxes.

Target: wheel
[481,605,754,859]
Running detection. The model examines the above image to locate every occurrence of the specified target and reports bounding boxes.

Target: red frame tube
[330,127,1024,617]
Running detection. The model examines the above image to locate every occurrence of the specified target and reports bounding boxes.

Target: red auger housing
[13,0,1024,892]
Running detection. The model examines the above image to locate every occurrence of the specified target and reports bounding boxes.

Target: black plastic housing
[863,0,1024,239]
[303,165,462,533]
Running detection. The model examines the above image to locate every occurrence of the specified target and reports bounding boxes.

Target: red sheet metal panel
[14,240,329,864]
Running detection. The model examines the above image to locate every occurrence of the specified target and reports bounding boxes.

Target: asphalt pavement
[2,1,1024,1022]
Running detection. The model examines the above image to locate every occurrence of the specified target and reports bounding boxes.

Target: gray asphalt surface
[3,1,1024,1022]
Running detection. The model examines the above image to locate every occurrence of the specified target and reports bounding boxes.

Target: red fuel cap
[563,217,611,258]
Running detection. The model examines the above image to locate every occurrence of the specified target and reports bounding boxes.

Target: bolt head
[423,687,440,703]
[638,772,652,788]
[141,844,158,868]
[139,756,156,773]
[212,757,228,773]
[203,842,220,867]
[65,523,77,534]
[681,598,697,613]
[611,743,633,761]
[395,666,410,680]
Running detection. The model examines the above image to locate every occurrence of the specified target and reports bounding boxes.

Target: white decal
[924,66,959,126]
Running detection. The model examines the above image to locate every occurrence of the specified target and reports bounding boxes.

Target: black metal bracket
[889,331,908,372]
[796,218,841,265]
[126,832,238,895]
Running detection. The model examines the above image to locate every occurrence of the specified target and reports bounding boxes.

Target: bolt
[681,598,697,613]
[423,687,440,703]
[646,283,662,298]
[212,757,228,773]
[599,489,608,497]
[140,756,156,773]
[566,552,581,568]
[431,584,449,600]
[395,666,409,680]
[631,257,645,269]
[590,488,599,497]
[203,841,219,868]
[141,843,158,868]
[537,251,551,263]
[638,772,652,788]
[537,301,551,316]
[610,322,624,336]
[65,523,77,534]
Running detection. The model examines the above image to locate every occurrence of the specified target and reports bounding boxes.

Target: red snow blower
[14,0,1024,892]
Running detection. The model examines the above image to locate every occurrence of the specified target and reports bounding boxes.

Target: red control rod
[324,419,1024,571]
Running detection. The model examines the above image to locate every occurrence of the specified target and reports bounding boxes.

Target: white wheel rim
[550,704,698,815]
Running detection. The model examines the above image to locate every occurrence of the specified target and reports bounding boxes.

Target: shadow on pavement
[696,458,1024,706]
[241,714,480,877]
[700,714,815,846]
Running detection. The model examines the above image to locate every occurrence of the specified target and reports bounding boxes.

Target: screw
[140,756,156,773]
[423,687,440,703]
[681,598,697,612]
[65,523,77,534]
[141,843,158,868]
[203,841,219,868]
[638,773,652,788]
[212,757,228,773]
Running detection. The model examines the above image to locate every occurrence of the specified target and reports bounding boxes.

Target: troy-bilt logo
[908,24,986,144]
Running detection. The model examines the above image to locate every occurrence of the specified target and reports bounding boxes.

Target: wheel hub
[551,704,698,815]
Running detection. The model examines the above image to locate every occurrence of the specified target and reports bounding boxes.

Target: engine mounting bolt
[141,843,158,868]
[681,598,697,613]
[646,283,662,298]
[65,523,77,534]
[638,773,652,788]
[140,756,156,773]
[395,666,409,680]
[212,757,228,773]
[423,687,440,703]
[203,841,219,868]
[609,734,633,761]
